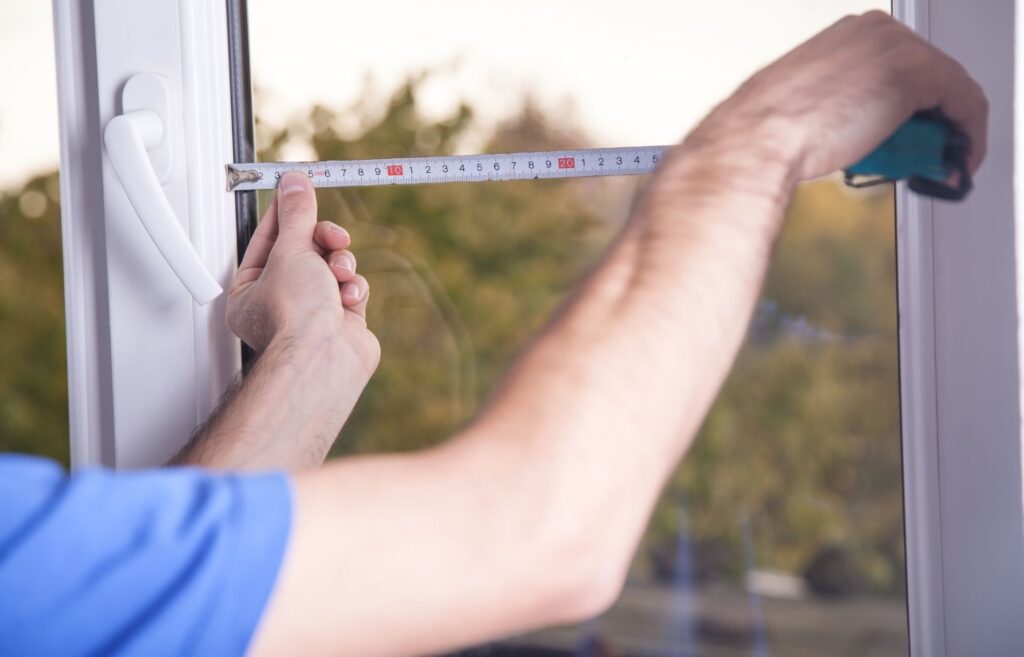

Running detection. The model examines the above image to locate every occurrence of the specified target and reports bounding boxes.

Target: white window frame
[894,0,1024,653]
[51,0,1024,653]
[53,0,240,468]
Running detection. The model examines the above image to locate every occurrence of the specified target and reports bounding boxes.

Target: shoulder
[0,456,295,657]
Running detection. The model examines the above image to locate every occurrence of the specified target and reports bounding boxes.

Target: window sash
[53,0,239,467]
[894,0,1024,654]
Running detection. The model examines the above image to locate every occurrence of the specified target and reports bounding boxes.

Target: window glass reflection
[250,2,905,654]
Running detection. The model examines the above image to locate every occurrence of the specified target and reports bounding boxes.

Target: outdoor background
[1,1,904,655]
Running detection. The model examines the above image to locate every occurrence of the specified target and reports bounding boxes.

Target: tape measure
[225,146,668,192]
[225,112,971,200]
[843,110,971,201]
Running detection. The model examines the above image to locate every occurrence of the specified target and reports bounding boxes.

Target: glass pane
[0,2,68,466]
[0,172,67,466]
[249,2,906,655]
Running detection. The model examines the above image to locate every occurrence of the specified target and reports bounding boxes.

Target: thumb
[274,171,318,253]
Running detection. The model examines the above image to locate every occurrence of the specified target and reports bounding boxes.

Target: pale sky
[0,0,885,188]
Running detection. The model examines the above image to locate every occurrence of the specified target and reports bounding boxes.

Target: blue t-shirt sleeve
[0,454,292,657]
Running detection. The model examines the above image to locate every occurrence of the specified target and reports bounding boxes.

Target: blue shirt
[0,455,292,657]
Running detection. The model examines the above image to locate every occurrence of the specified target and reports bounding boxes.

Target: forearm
[249,14,990,657]
[170,334,354,470]
[468,125,799,575]
[253,441,583,657]
[252,136,800,657]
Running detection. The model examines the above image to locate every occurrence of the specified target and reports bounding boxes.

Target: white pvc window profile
[53,0,239,468]
[893,0,1024,654]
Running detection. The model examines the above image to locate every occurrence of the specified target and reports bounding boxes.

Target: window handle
[103,74,222,305]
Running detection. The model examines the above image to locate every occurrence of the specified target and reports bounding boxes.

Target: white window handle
[103,74,222,305]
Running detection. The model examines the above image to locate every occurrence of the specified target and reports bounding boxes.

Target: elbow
[518,503,634,626]
[458,424,635,628]
[547,546,629,624]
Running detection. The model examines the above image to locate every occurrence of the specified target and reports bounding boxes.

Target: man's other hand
[170,172,380,469]
[685,11,988,184]
[227,171,380,379]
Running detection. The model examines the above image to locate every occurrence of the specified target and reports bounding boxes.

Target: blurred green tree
[0,74,901,594]
[652,183,901,592]
[258,76,901,592]
[0,173,69,465]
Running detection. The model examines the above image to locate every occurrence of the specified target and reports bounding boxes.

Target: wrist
[636,113,801,240]
[169,329,349,469]
[682,73,810,180]
[262,326,349,391]
[680,112,799,194]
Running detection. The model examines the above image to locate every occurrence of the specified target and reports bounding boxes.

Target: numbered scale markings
[226,146,670,192]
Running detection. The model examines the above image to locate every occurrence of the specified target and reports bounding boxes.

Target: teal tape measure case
[844,110,971,201]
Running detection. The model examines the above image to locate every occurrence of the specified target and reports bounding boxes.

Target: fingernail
[328,223,350,239]
[343,284,363,301]
[279,171,308,196]
[333,255,355,273]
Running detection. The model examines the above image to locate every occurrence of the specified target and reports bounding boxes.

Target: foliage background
[0,77,900,594]
[0,172,67,464]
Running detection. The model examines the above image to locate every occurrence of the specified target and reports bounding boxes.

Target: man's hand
[229,171,379,373]
[171,172,380,470]
[688,10,987,182]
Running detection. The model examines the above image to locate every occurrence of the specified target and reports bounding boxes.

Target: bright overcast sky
[0,0,884,188]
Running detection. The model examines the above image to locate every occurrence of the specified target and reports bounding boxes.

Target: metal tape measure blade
[226,145,670,191]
